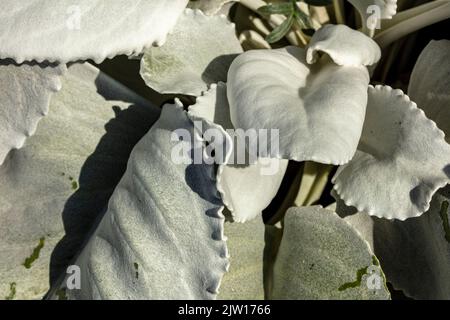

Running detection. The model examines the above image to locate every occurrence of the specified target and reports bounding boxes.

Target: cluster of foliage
[0,0,449,300]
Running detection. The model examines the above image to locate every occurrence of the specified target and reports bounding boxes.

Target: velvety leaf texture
[0,62,160,299]
[271,206,390,300]
[0,0,188,64]
[51,103,229,300]
[0,61,65,165]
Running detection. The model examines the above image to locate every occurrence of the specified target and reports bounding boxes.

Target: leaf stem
[294,162,333,207]
[374,0,450,48]
[332,0,346,24]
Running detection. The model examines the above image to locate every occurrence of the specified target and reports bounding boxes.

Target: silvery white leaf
[0,0,188,64]
[333,191,375,248]
[141,9,242,96]
[270,206,390,299]
[333,85,450,220]
[188,83,235,131]
[227,45,370,164]
[263,223,283,298]
[374,0,450,48]
[0,62,160,300]
[188,0,238,15]
[408,40,450,142]
[335,187,450,299]
[347,0,397,30]
[189,83,288,223]
[307,24,381,67]
[218,158,288,222]
[0,61,64,165]
[218,219,265,299]
[51,102,229,300]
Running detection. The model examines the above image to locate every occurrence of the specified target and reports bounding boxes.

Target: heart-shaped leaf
[227,26,379,164]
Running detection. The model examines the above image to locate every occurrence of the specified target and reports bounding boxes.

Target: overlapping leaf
[333,85,450,220]
[270,206,390,299]
[189,83,288,222]
[51,102,229,299]
[335,187,450,299]
[408,40,450,142]
[0,0,188,64]
[141,9,242,96]
[219,219,265,299]
[227,25,380,164]
[0,61,64,164]
[0,63,160,299]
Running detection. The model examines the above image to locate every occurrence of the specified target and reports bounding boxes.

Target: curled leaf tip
[306,24,381,66]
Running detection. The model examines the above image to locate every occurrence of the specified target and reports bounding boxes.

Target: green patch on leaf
[5,282,16,300]
[338,266,368,291]
[338,256,383,292]
[23,237,45,269]
[439,201,450,243]
[134,262,139,279]
[67,176,79,190]
[56,288,68,300]
[372,255,380,266]
[71,180,79,190]
[143,53,184,78]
